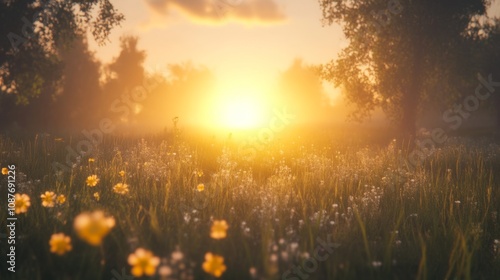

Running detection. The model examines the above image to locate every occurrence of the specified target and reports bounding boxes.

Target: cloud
[145,0,286,24]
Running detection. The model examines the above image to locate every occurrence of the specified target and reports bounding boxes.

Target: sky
[87,0,500,97]
[85,0,500,130]
[88,0,500,71]
[87,0,345,87]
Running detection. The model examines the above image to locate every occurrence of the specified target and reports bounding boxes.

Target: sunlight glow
[220,98,261,128]
[212,87,267,129]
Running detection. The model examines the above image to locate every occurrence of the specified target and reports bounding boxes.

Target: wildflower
[49,233,72,255]
[197,170,204,177]
[88,158,95,163]
[57,194,66,204]
[15,194,31,214]
[197,183,205,192]
[119,170,125,177]
[1,167,8,175]
[86,175,99,187]
[113,183,129,195]
[171,250,183,262]
[249,267,257,278]
[93,192,100,201]
[158,265,172,277]
[210,220,229,239]
[202,253,226,278]
[73,211,115,246]
[41,191,56,208]
[127,248,160,277]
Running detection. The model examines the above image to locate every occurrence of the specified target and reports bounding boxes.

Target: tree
[100,36,147,127]
[50,35,103,131]
[318,0,492,139]
[136,62,216,131]
[476,19,500,133]
[106,36,146,90]
[276,59,334,125]
[0,0,123,105]
[0,35,104,132]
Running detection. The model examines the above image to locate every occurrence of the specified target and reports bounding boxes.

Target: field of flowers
[1,132,500,280]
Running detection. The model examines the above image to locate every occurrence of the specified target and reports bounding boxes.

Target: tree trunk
[400,43,423,145]
[496,94,500,138]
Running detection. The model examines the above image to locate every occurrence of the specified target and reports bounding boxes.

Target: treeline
[0,35,338,134]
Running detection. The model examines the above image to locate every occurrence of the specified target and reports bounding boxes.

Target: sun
[218,95,265,129]
[211,86,267,129]
[199,79,271,130]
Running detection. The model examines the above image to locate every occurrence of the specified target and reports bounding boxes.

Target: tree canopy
[318,0,496,137]
[0,0,123,105]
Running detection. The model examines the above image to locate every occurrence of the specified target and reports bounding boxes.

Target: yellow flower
[73,211,115,246]
[41,191,56,208]
[127,248,160,277]
[197,183,205,192]
[49,233,72,255]
[2,167,8,175]
[86,175,99,187]
[202,253,226,278]
[88,158,95,163]
[194,169,203,177]
[93,192,100,201]
[57,195,66,204]
[113,183,129,195]
[15,194,31,214]
[210,220,229,240]
[119,170,125,177]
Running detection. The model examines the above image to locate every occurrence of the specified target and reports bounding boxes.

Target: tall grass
[0,132,499,279]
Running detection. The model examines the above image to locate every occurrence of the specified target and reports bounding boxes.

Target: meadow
[1,130,499,280]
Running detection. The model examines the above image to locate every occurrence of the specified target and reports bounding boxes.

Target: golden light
[211,86,268,129]
[219,97,262,128]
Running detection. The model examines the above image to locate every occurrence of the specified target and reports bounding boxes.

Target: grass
[0,130,499,280]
